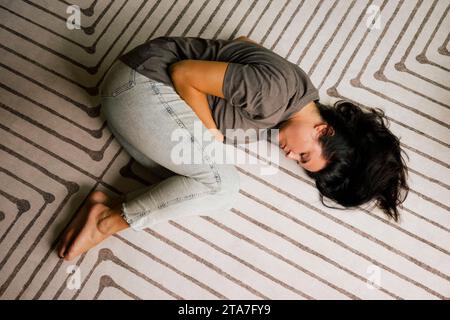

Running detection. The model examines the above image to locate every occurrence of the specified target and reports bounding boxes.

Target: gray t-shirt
[119,36,319,143]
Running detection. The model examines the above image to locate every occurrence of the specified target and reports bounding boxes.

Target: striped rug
[0,0,449,299]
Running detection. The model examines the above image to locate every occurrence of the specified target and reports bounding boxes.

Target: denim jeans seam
[113,68,136,96]
[149,82,223,191]
[102,67,137,98]
[123,190,215,220]
[120,203,134,225]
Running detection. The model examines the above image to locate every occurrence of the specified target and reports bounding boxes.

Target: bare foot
[63,203,113,261]
[57,191,125,260]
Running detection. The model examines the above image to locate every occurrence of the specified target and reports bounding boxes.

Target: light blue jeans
[100,60,240,231]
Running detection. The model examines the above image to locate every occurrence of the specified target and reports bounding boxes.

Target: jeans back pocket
[100,60,136,97]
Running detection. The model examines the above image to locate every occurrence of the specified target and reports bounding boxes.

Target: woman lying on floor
[56,36,409,261]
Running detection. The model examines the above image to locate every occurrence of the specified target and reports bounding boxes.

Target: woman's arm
[168,37,260,142]
[169,60,229,142]
[170,80,223,141]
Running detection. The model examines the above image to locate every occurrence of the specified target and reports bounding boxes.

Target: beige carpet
[0,0,449,299]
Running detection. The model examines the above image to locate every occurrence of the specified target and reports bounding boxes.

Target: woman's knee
[213,165,240,207]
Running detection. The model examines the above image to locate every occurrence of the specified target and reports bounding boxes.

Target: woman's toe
[88,190,109,204]
[63,248,76,261]
[57,228,75,258]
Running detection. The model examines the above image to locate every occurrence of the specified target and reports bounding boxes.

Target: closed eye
[300,153,310,163]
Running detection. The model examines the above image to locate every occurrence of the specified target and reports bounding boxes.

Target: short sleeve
[223,62,289,120]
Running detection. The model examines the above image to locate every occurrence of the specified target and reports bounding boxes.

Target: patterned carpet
[0,0,449,299]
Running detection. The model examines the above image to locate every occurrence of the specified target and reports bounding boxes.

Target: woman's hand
[214,132,225,143]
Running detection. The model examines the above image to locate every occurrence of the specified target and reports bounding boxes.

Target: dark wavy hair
[304,100,410,222]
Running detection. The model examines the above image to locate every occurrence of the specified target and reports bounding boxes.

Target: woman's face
[278,120,331,172]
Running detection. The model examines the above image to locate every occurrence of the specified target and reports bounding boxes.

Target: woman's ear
[325,124,335,136]
[315,123,334,137]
